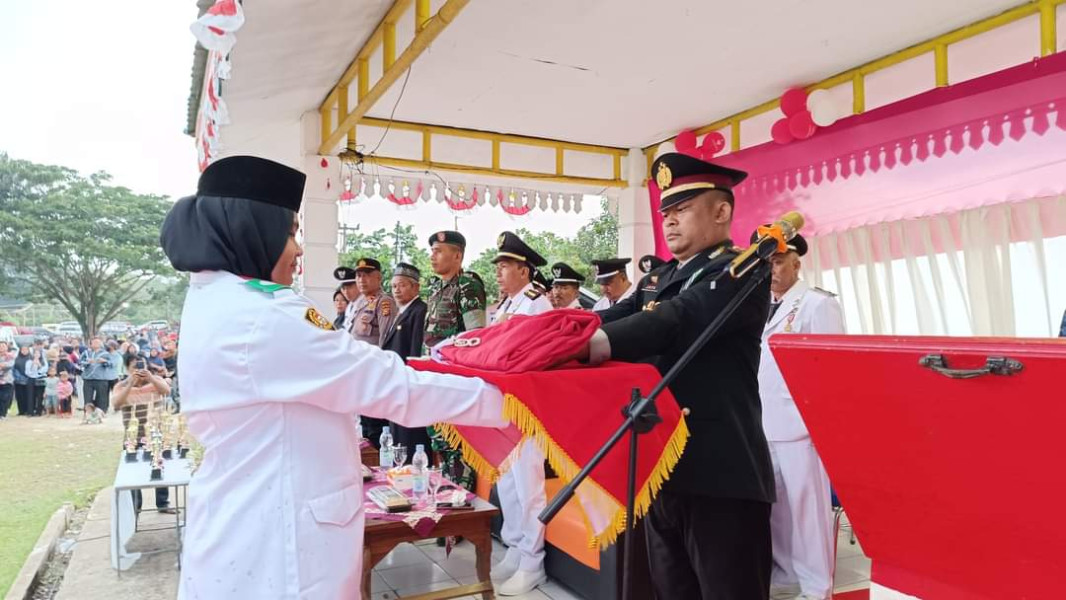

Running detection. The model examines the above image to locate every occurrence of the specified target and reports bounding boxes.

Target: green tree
[466,197,619,300]
[338,222,432,296]
[0,153,174,338]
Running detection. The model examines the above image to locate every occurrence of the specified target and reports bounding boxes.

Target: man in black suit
[581,153,774,600]
[381,262,431,456]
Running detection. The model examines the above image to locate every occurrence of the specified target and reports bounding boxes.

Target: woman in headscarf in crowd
[162,156,506,600]
[332,287,349,331]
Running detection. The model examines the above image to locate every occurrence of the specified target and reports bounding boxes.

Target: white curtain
[806,196,1066,337]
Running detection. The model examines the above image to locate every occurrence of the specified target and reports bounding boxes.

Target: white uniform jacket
[759,279,844,441]
[491,282,553,323]
[177,272,506,600]
[591,280,637,311]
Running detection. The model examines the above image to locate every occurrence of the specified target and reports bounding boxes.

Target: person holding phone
[113,353,174,513]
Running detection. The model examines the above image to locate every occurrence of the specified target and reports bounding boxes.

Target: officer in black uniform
[587,153,774,600]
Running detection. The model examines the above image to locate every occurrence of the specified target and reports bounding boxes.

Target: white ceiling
[223,0,1025,151]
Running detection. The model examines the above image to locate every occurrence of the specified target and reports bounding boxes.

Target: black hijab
[161,195,294,281]
[159,156,306,282]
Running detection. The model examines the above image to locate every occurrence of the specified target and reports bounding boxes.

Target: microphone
[728,211,805,278]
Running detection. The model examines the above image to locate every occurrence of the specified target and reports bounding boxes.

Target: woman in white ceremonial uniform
[160,156,507,600]
[758,233,845,600]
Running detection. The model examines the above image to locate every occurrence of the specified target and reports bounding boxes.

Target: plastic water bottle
[379,426,393,467]
[411,444,429,497]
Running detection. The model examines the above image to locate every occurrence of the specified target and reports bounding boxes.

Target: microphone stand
[538,256,774,600]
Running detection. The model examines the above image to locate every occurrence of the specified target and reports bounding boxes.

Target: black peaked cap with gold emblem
[750,227,809,257]
[428,230,466,250]
[393,262,421,281]
[334,266,358,283]
[198,156,306,212]
[550,262,585,285]
[638,254,666,274]
[653,152,748,212]
[532,269,550,294]
[491,231,547,267]
[354,257,382,273]
[591,258,631,283]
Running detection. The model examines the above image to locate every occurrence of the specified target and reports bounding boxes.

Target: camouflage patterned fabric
[424,271,487,491]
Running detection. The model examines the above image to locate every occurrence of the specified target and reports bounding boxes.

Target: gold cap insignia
[656,161,673,190]
[437,232,446,242]
[553,267,561,278]
[357,259,367,268]
[497,234,506,248]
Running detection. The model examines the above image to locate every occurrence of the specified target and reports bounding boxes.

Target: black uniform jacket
[597,240,774,503]
[381,298,428,359]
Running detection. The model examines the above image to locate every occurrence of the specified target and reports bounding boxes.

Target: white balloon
[655,141,677,158]
[810,98,840,127]
[807,88,831,111]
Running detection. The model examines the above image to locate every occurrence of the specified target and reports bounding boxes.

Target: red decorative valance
[698,52,1066,240]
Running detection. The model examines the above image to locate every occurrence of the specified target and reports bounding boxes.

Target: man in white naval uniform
[590,257,637,311]
[758,233,845,600]
[549,261,586,310]
[487,231,553,596]
[160,156,507,600]
[333,266,360,331]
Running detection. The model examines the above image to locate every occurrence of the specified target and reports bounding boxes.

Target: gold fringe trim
[431,422,501,484]
[502,393,690,549]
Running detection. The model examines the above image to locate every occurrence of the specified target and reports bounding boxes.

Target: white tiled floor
[370,514,870,599]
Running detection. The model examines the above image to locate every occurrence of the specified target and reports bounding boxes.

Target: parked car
[140,320,170,331]
[100,321,133,335]
[56,321,84,337]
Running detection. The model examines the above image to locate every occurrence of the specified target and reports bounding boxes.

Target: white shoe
[497,568,547,596]
[490,547,520,583]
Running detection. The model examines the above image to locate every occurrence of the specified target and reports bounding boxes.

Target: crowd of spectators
[0,325,180,421]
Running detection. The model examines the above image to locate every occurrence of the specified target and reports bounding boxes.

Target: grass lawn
[0,412,122,596]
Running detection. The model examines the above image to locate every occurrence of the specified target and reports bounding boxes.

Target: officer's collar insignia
[656,161,673,190]
[304,307,335,331]
[708,246,725,260]
[244,279,289,294]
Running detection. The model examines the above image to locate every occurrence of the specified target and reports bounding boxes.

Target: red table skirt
[409,359,688,548]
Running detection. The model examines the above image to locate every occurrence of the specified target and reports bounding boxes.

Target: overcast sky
[0,1,604,262]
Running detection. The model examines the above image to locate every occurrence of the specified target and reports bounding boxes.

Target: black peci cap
[197,156,306,212]
[393,262,421,281]
[652,153,747,212]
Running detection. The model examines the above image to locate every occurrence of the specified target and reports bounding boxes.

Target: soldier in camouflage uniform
[423,230,487,492]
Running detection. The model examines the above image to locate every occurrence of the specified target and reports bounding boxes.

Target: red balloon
[771,118,794,145]
[788,110,817,140]
[780,87,809,117]
[701,131,726,157]
[675,129,698,155]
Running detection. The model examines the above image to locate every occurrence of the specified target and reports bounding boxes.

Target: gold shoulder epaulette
[524,288,542,300]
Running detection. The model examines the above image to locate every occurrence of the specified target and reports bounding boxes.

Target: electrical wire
[364,67,413,158]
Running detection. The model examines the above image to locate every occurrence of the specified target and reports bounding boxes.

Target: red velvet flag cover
[411,323,688,548]
[770,334,1066,599]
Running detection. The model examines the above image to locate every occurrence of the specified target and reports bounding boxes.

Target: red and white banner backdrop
[190,0,245,171]
[650,53,1066,258]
